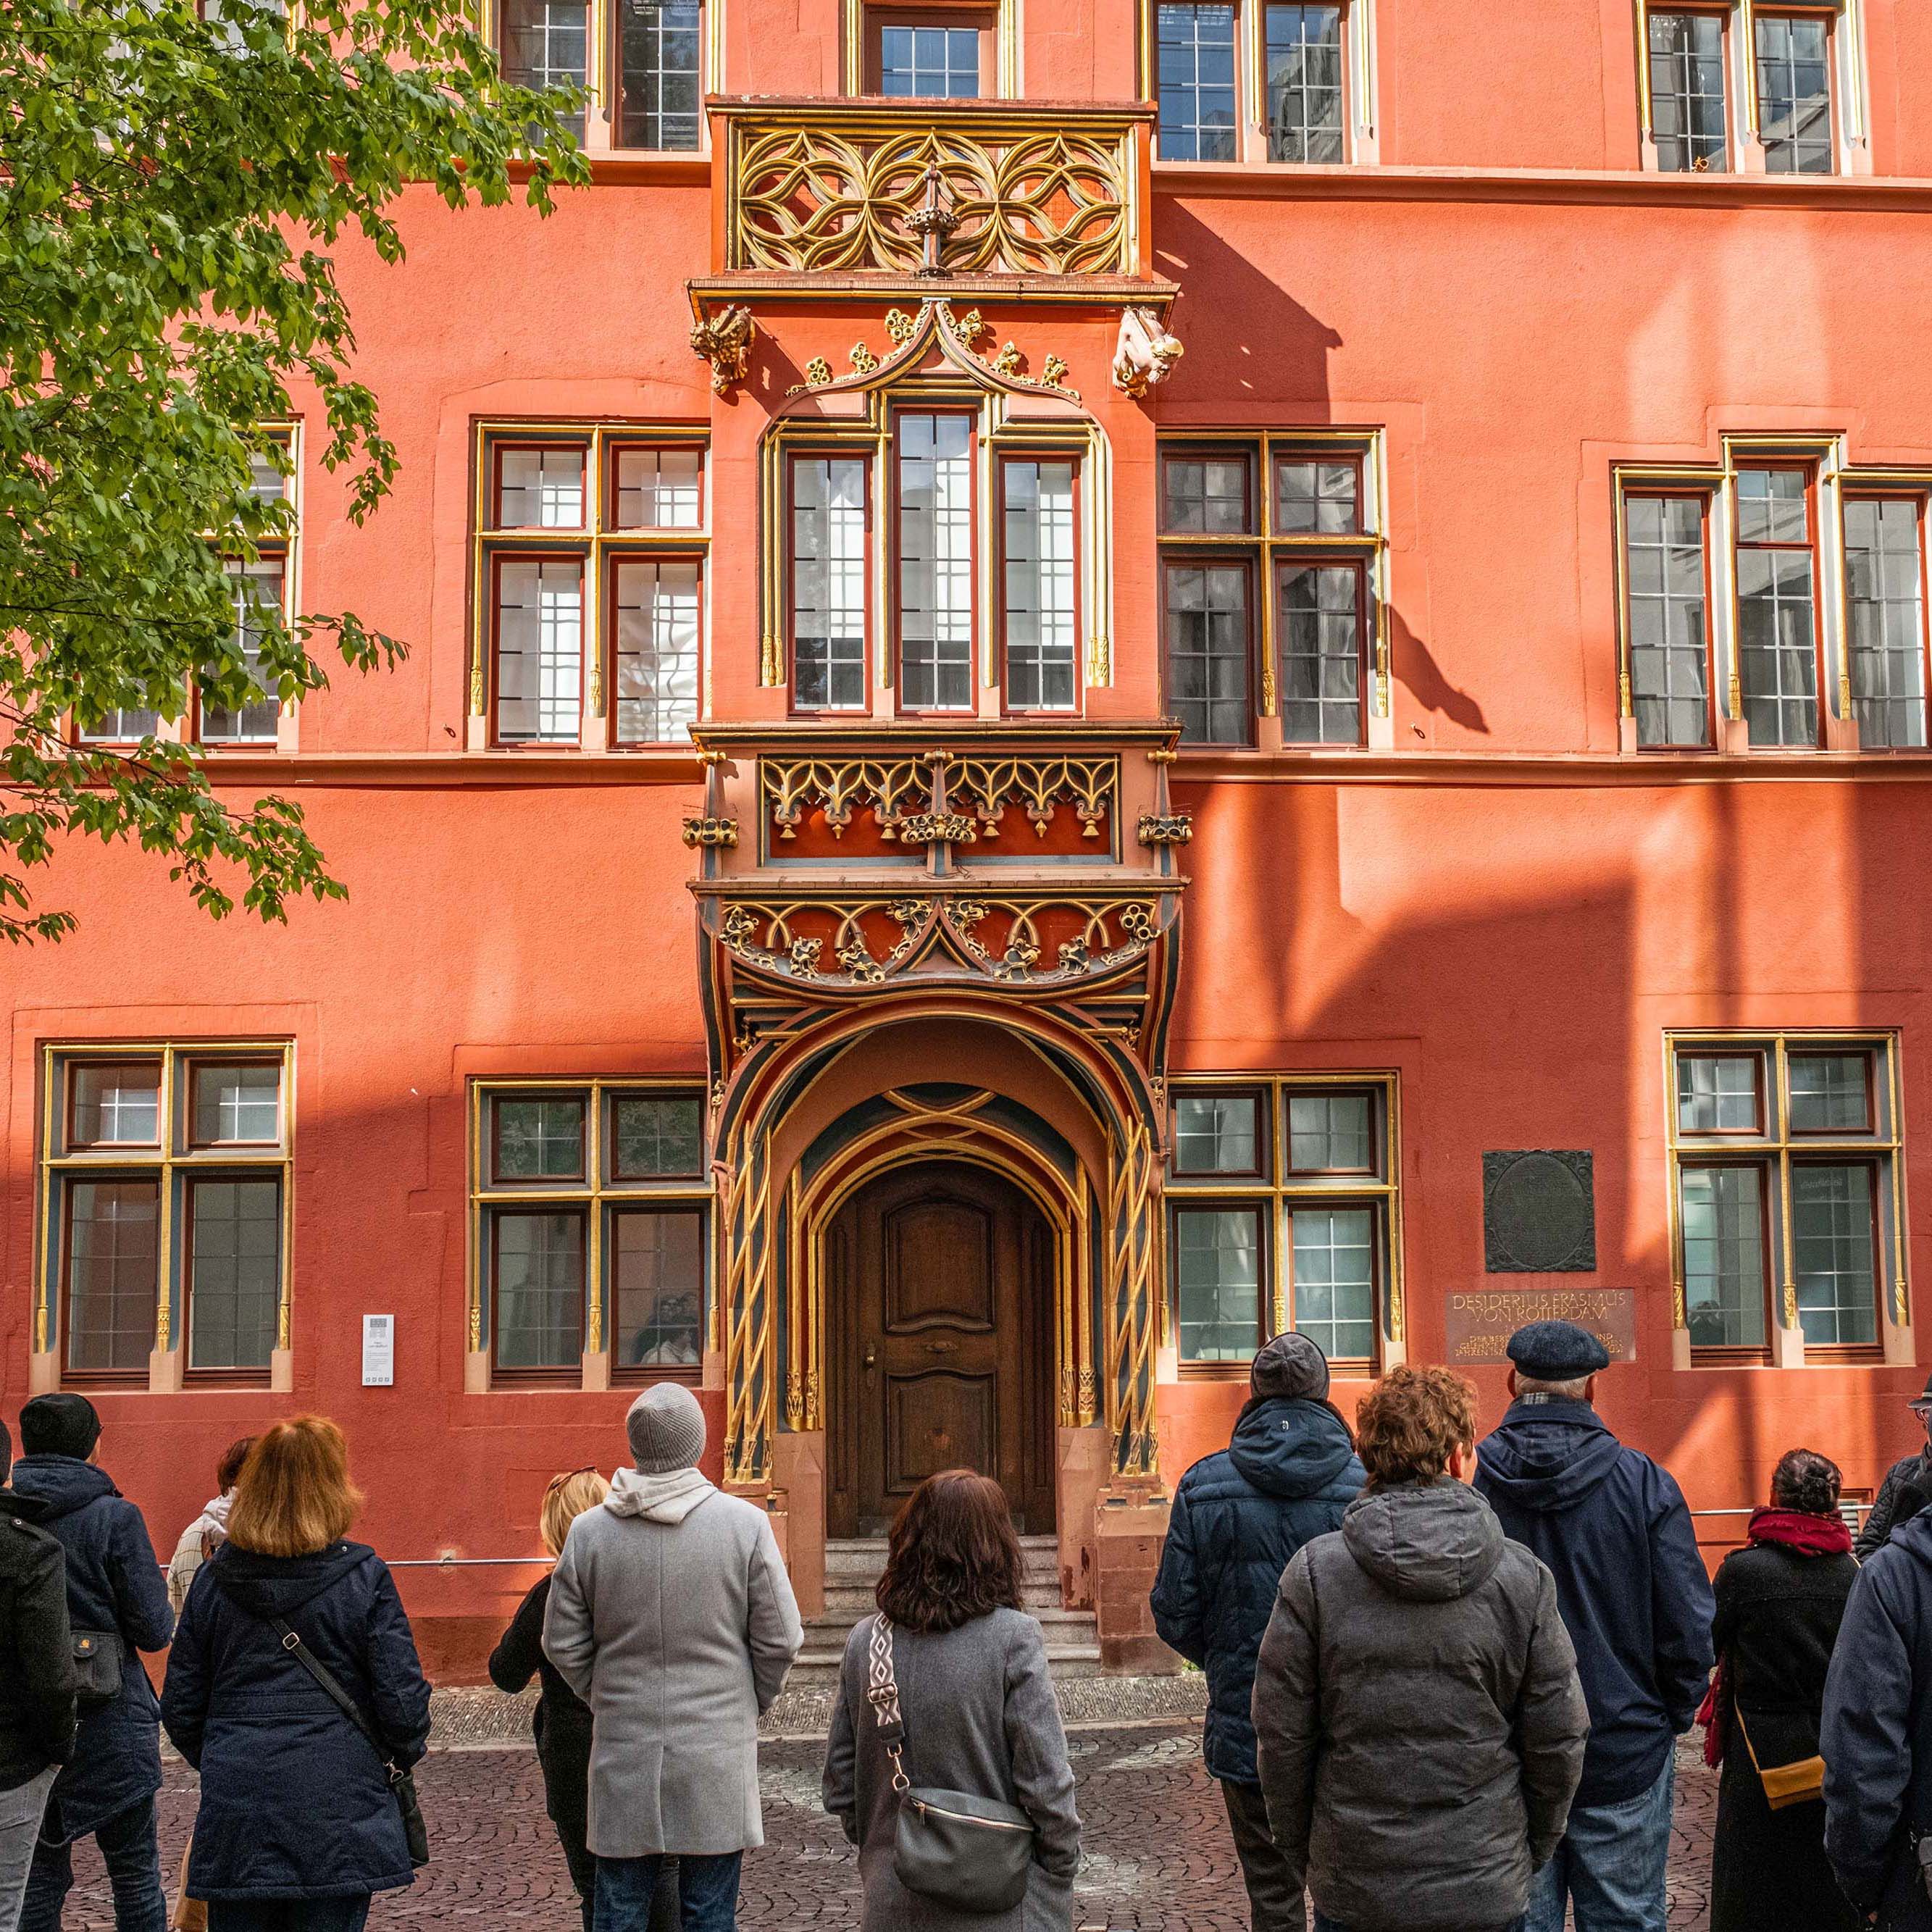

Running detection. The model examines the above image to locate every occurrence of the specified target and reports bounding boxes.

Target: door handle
[863,1347,877,1371]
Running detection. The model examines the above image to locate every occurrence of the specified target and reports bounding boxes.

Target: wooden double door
[826,1160,1056,1538]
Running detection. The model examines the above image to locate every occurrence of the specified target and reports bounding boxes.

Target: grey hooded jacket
[543,1468,803,1858]
[1252,1479,1588,1932]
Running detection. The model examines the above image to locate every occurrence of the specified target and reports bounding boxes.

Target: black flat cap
[1507,1319,1610,1381]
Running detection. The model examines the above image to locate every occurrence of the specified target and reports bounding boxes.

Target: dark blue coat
[161,1539,432,1900]
[1474,1399,1713,1807]
[7,1454,172,1840]
[1149,1396,1364,1782]
[1823,1511,1932,1929]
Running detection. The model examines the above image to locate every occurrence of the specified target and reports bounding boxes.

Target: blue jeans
[594,1851,741,1932]
[1317,1918,1524,1932]
[1525,1757,1676,1932]
[20,1792,167,1932]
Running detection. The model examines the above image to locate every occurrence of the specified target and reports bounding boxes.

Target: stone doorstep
[428,1673,1207,1749]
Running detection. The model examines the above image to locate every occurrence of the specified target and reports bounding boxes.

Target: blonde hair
[540,1466,609,1557]
[226,1415,364,1558]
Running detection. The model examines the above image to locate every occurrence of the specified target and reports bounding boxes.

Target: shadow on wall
[1389,606,1489,736]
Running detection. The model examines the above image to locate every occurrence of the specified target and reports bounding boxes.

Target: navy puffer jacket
[7,1454,172,1841]
[1475,1399,1713,1807]
[162,1540,431,1900]
[1149,1396,1364,1781]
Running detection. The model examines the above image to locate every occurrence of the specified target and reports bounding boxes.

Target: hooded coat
[1823,1510,1932,1929]
[159,1540,432,1899]
[1148,1395,1365,1782]
[7,1454,172,1840]
[1251,1479,1588,1932]
[543,1467,804,1859]
[1474,1398,1714,1807]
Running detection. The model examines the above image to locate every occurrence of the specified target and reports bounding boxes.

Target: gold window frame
[467,1076,715,1389]
[1664,1027,1907,1360]
[1155,428,1389,725]
[1164,1071,1404,1373]
[758,384,1113,703]
[34,1040,297,1388]
[468,420,712,738]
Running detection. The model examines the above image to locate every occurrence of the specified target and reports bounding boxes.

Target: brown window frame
[490,1090,590,1187]
[488,1204,590,1387]
[1281,1192,1381,1373]
[606,1091,707,1182]
[1170,1198,1271,1375]
[185,1057,286,1153]
[181,1169,285,1385]
[605,440,707,534]
[1623,486,1720,752]
[492,440,591,534]
[996,449,1084,719]
[1160,551,1259,747]
[1675,1049,1768,1137]
[488,548,588,750]
[607,1201,709,1385]
[59,1174,161,1389]
[1160,446,1258,538]
[1678,1153,1778,1363]
[1171,1086,1271,1180]
[787,448,875,717]
[65,1058,164,1153]
[1789,1152,1884,1360]
[890,408,981,717]
[1274,551,1369,748]
[863,4,995,94]
[1786,1047,1876,1137]
[606,551,704,749]
[1735,465,1826,749]
[1281,1084,1381,1179]
[1841,489,1932,750]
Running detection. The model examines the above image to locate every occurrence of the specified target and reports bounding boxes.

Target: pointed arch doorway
[824,1158,1058,1538]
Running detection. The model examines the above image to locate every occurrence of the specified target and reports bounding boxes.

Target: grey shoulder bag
[865,1612,1034,1915]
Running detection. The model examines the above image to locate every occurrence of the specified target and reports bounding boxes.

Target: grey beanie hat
[1250,1331,1331,1403]
[627,1384,707,1475]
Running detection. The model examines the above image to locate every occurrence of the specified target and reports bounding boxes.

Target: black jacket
[1859,1448,1932,1562]
[1824,1510,1932,1928]
[488,1574,591,1830]
[7,1454,172,1839]
[1252,1480,1588,1932]
[1474,1399,1714,1806]
[162,1540,432,1900]
[0,1489,78,1791]
[1149,1396,1363,1782]
[1709,1536,1860,1932]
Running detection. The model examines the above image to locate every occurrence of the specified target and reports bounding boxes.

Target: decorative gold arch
[781,1087,1097,1440]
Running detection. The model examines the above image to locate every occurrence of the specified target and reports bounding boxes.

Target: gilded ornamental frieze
[714,99,1152,283]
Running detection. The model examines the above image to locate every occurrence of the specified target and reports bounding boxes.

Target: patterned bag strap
[864,1611,911,1794]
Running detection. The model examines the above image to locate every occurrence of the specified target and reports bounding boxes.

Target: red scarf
[1748,1506,1854,1557]
[1699,1507,1854,1766]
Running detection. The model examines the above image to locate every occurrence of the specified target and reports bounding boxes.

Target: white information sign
[361,1314,396,1387]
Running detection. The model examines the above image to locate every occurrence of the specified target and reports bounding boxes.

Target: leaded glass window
[495,558,585,743]
[1265,4,1344,163]
[793,457,869,711]
[613,560,700,745]
[501,0,587,142]
[1003,460,1077,711]
[1166,561,1253,745]
[1844,497,1927,749]
[186,1176,281,1371]
[1174,1207,1263,1360]
[1626,494,1712,748]
[1157,3,1239,161]
[1736,469,1819,748]
[1648,11,1728,171]
[619,0,702,149]
[1278,561,1363,745]
[1681,1164,1768,1347]
[1755,12,1833,175]
[897,414,974,711]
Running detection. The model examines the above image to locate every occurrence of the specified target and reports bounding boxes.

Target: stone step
[821,1579,1065,1616]
[790,1607,1102,1687]
[824,1536,1061,1584]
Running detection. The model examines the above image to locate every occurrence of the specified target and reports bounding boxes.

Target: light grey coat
[821,1608,1082,1932]
[543,1472,803,1858]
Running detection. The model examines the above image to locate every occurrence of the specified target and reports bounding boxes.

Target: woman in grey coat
[821,1470,1082,1932]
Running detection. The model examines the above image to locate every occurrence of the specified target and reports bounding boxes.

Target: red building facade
[9,0,1932,1673]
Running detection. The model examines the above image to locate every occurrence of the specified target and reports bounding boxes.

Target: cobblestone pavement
[67,1731,1720,1929]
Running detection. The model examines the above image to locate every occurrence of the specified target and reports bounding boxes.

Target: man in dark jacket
[1473,1322,1714,1932]
[1823,1502,1932,1929]
[0,1418,78,1931]
[1150,1333,1363,1931]
[12,1394,173,1932]
[1855,1373,1932,1560]
[1252,1363,1587,1932]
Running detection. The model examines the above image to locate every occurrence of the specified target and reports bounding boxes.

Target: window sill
[509,154,710,188]
[1168,744,1932,783]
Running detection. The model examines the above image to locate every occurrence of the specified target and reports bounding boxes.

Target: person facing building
[12,1393,173,1932]
[1705,1447,1858,1932]
[159,1415,433,1932]
[543,1383,803,1932]
[1473,1321,1714,1932]
[1251,1364,1587,1932]
[0,1417,78,1932]
[1150,1331,1364,1931]
[1856,1375,1932,1562]
[167,1437,255,1619]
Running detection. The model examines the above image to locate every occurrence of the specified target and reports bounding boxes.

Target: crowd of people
[4,1330,1932,1931]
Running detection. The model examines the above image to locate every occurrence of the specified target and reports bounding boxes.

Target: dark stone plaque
[1483,1150,1596,1273]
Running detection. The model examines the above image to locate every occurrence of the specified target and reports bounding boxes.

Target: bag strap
[270,1618,401,1778]
[863,1611,911,1796]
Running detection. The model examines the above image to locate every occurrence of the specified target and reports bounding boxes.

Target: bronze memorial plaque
[1443,1288,1639,1368]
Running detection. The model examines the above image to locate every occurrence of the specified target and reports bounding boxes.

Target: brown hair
[216,1437,256,1494]
[540,1466,610,1557]
[226,1416,364,1558]
[1355,1366,1480,1489]
[875,1469,1024,1634]
[1772,1447,1842,1518]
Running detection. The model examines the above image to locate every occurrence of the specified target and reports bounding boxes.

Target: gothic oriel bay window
[495,0,704,151]
[1160,435,1382,746]
[1668,1032,1904,1360]
[472,1081,710,1386]
[1647,10,1729,170]
[1166,1074,1401,1372]
[475,425,706,748]
[1844,495,1929,748]
[771,379,1100,719]
[1735,467,1821,747]
[36,1044,294,1387]
[1754,10,1834,172]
